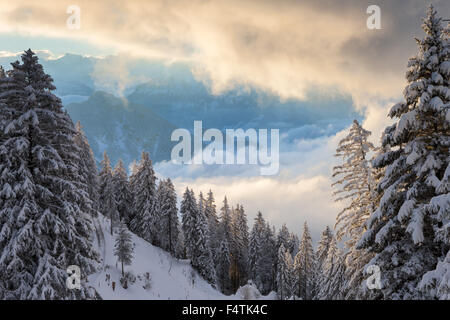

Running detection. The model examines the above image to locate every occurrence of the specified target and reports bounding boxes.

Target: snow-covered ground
[88,215,276,300]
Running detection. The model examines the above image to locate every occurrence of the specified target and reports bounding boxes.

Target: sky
[1,0,449,241]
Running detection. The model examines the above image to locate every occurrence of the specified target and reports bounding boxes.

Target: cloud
[90,54,150,97]
[1,0,448,106]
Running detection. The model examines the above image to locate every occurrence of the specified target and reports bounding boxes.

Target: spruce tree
[276,244,293,300]
[293,222,315,300]
[219,196,232,244]
[248,212,265,288]
[205,190,219,269]
[113,159,132,224]
[157,178,179,254]
[181,188,216,286]
[74,121,99,217]
[0,50,98,299]
[129,152,157,243]
[313,226,333,298]
[216,238,231,293]
[99,151,117,235]
[359,6,450,299]
[114,221,134,277]
[317,236,346,300]
[332,119,376,299]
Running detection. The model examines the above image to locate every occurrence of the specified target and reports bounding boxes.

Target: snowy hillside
[88,215,275,300]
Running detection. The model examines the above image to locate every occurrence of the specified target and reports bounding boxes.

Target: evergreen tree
[216,238,231,293]
[219,196,232,244]
[114,221,134,277]
[205,190,220,269]
[293,222,315,300]
[287,233,300,258]
[248,212,265,287]
[127,160,139,225]
[0,50,98,299]
[317,236,346,300]
[276,244,293,300]
[129,152,157,243]
[313,226,333,298]
[316,226,333,272]
[332,119,376,299]
[263,222,277,293]
[99,151,117,235]
[180,188,216,286]
[230,204,249,291]
[277,224,290,250]
[113,159,132,224]
[359,6,450,300]
[157,178,179,254]
[74,121,99,217]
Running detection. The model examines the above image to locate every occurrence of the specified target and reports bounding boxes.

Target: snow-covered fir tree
[114,221,134,277]
[315,226,333,272]
[230,204,249,291]
[216,238,231,293]
[276,244,293,300]
[287,233,300,258]
[99,151,118,235]
[248,211,276,294]
[277,224,290,251]
[113,159,132,224]
[313,226,333,298]
[248,212,265,289]
[217,196,233,291]
[293,222,315,300]
[0,50,98,299]
[317,236,346,300]
[74,121,99,217]
[358,6,450,300]
[180,188,216,286]
[205,190,220,269]
[127,160,139,225]
[157,178,179,254]
[219,196,233,245]
[129,151,157,243]
[332,119,376,299]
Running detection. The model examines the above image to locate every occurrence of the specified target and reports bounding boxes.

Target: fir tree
[205,190,219,269]
[317,236,346,300]
[230,204,249,291]
[99,151,117,235]
[113,159,132,224]
[276,244,293,300]
[332,119,376,299]
[287,233,300,258]
[219,196,232,244]
[129,152,157,243]
[157,178,179,254]
[313,226,333,298]
[293,222,315,300]
[114,221,134,277]
[359,6,450,299]
[0,50,98,299]
[180,188,216,286]
[74,121,99,217]
[216,238,231,293]
[248,212,265,288]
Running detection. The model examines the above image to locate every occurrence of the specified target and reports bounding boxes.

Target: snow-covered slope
[87,215,274,300]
